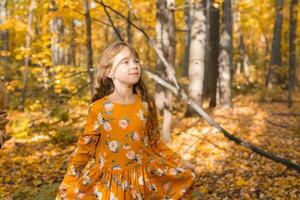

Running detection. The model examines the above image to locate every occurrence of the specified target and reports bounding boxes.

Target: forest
[0,0,299,199]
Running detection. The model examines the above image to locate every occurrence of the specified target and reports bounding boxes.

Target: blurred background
[0,0,299,199]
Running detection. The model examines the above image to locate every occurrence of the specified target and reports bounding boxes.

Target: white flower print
[163,196,173,200]
[126,150,136,160]
[77,192,85,199]
[179,188,187,195]
[121,180,129,191]
[74,187,79,193]
[131,131,140,141]
[99,155,105,168]
[143,136,149,147]
[136,154,142,165]
[69,165,79,177]
[97,113,104,124]
[156,168,164,176]
[112,164,121,170]
[82,172,92,186]
[93,120,100,132]
[169,167,185,176]
[108,140,119,153]
[169,168,177,176]
[136,193,143,200]
[119,119,128,129]
[138,175,144,185]
[94,185,103,200]
[104,102,113,112]
[83,136,92,144]
[110,191,118,200]
[176,166,185,173]
[103,121,112,131]
[137,109,146,121]
[130,189,137,199]
[163,182,171,190]
[58,185,67,198]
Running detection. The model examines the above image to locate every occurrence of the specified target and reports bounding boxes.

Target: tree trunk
[0,0,9,66]
[266,0,284,88]
[209,2,220,108]
[67,20,76,66]
[21,0,35,110]
[50,0,65,66]
[185,0,206,116]
[126,0,133,45]
[218,0,232,108]
[155,0,176,142]
[84,0,94,96]
[183,0,191,77]
[203,0,210,98]
[288,0,298,107]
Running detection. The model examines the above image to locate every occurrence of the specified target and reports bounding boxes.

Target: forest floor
[0,93,299,199]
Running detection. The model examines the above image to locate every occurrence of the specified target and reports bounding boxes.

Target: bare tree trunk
[203,0,210,97]
[235,9,249,79]
[185,0,206,116]
[126,0,133,45]
[0,0,9,67]
[21,0,35,110]
[67,20,76,66]
[183,0,191,78]
[84,0,94,96]
[50,0,65,66]
[218,0,232,108]
[266,0,284,88]
[209,2,220,108]
[288,0,298,107]
[155,0,176,142]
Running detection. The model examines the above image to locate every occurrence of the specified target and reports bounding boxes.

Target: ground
[0,94,299,199]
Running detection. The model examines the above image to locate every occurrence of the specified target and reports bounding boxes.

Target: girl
[56,41,196,200]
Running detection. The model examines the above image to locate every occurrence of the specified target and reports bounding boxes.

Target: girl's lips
[129,73,139,75]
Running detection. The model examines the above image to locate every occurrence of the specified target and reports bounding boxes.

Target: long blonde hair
[91,41,157,133]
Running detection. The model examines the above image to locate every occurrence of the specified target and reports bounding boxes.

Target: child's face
[108,47,141,86]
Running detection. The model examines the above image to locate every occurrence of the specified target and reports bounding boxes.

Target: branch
[144,69,300,172]
[95,1,300,173]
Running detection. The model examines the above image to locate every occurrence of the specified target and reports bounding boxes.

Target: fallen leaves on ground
[0,94,299,199]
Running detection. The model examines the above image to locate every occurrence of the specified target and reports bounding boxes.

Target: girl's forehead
[113,47,136,63]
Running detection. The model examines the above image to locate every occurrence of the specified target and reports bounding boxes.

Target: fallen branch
[96,0,300,173]
[271,112,300,116]
[266,120,290,129]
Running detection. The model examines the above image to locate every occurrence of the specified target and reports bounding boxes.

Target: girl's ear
[107,68,114,78]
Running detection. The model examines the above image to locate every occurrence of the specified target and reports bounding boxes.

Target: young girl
[56,41,196,200]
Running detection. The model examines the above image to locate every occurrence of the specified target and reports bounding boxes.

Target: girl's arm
[147,102,185,167]
[60,102,101,187]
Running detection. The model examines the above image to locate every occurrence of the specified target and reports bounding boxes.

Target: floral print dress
[56,94,196,200]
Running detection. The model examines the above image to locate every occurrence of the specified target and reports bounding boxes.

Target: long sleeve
[147,101,185,167]
[59,102,101,188]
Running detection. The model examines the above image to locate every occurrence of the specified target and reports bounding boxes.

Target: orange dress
[56,94,196,200]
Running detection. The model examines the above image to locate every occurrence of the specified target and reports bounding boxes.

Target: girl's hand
[182,160,196,173]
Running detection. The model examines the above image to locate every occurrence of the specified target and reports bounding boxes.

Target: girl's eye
[124,61,129,64]
[135,60,139,64]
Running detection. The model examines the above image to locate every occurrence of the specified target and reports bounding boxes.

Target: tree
[288,0,299,107]
[185,0,206,116]
[84,0,94,96]
[266,0,284,88]
[209,1,220,108]
[218,0,232,108]
[183,0,191,78]
[21,0,35,110]
[0,0,9,66]
[50,0,65,66]
[155,0,176,142]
